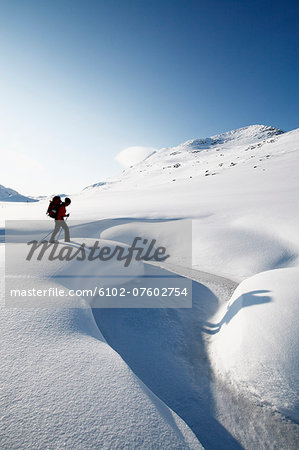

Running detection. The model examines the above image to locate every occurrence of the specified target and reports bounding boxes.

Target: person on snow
[49,197,71,243]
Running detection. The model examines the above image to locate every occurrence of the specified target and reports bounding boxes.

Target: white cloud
[115,146,157,169]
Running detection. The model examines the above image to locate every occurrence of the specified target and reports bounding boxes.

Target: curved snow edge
[208,267,299,421]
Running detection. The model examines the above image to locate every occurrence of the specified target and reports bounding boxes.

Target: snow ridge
[165,125,284,152]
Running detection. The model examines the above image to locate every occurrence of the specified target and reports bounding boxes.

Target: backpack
[47,196,61,219]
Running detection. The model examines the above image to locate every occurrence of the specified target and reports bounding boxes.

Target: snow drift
[208,267,299,422]
[0,242,202,448]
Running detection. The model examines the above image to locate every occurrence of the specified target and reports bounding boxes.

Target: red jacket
[57,204,67,220]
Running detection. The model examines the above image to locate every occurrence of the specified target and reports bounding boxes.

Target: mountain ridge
[0,184,38,203]
[164,124,284,152]
[82,124,293,193]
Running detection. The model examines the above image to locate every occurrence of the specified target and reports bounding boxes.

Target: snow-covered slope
[0,184,37,202]
[1,124,298,448]
[2,125,299,280]
[0,244,201,449]
[73,125,299,279]
[208,267,299,421]
[83,181,106,190]
[82,124,286,191]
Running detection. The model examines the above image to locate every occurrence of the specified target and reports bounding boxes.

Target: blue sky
[0,0,298,196]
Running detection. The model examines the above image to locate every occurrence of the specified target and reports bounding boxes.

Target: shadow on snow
[203,290,272,334]
[92,264,257,449]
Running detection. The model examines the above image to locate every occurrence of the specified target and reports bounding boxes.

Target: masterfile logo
[5,219,192,308]
[26,237,170,267]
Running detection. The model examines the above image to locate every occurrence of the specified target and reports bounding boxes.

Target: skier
[49,197,71,243]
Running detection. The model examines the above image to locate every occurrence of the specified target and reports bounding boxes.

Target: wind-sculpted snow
[208,267,299,421]
[1,124,299,448]
[0,243,202,448]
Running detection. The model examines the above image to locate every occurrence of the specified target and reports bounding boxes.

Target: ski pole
[40,229,53,241]
[41,213,55,241]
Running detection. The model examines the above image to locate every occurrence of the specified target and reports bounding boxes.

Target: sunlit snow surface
[1,125,299,448]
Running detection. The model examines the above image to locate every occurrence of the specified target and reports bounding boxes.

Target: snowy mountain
[83,181,107,190]
[82,124,287,192]
[28,193,69,202]
[173,124,283,149]
[0,184,38,202]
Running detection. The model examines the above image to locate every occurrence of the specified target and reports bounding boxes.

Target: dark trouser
[50,220,70,242]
